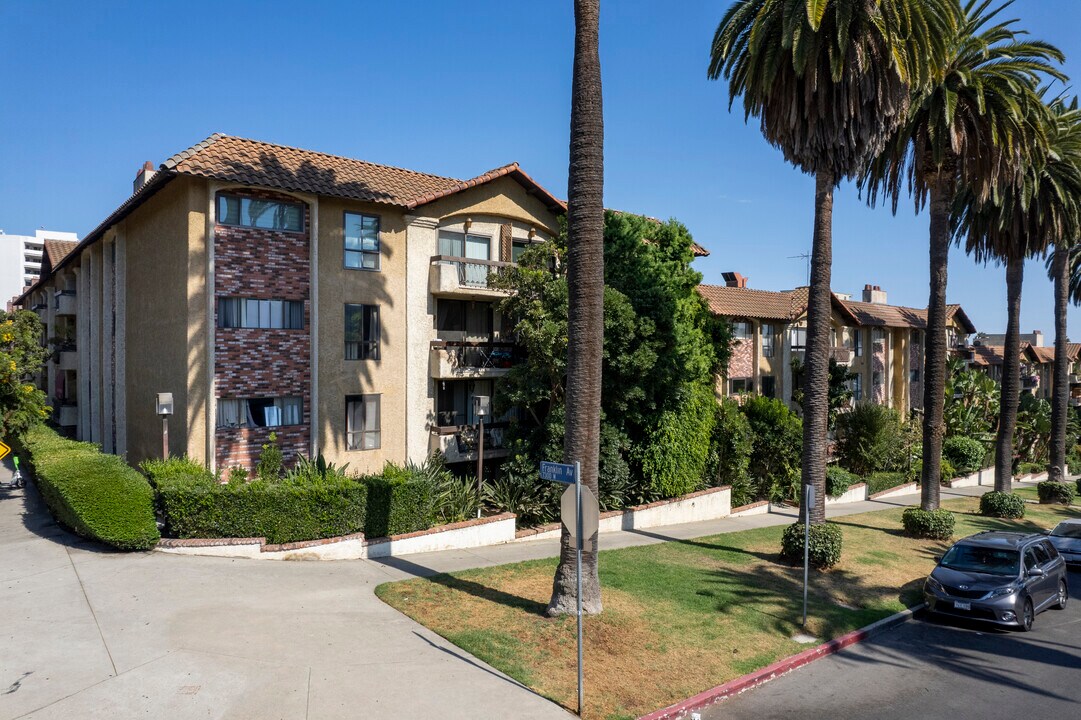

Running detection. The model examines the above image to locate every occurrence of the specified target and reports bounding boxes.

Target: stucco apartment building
[698,274,976,414]
[17,134,570,474]
[963,341,1081,404]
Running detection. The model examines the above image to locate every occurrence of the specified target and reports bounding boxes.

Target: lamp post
[473,395,490,518]
[156,392,173,460]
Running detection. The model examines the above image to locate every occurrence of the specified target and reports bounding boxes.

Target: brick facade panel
[729,339,754,379]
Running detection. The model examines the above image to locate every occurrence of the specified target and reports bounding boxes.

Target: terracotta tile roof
[1068,343,1081,361]
[162,134,566,213]
[1027,345,1056,364]
[967,345,1007,366]
[43,239,77,267]
[837,300,977,333]
[698,285,812,321]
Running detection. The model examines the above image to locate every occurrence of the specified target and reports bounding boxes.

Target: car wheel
[1021,599,1035,631]
[1055,580,1068,609]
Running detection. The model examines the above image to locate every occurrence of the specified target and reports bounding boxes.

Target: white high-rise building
[1,228,79,307]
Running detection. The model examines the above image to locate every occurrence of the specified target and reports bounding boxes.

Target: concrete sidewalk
[1,473,1010,720]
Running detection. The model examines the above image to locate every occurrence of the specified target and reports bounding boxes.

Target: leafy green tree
[862,0,1063,510]
[740,395,803,503]
[944,357,1000,439]
[707,398,754,505]
[709,0,954,523]
[0,310,51,438]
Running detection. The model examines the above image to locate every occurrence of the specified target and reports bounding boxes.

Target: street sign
[0,440,10,462]
[539,460,576,485]
[561,484,599,544]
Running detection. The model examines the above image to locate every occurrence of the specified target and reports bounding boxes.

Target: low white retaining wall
[156,514,517,561]
[868,482,918,501]
[825,483,868,506]
[730,500,770,517]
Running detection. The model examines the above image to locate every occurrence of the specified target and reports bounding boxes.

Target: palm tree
[957,94,1079,492]
[1042,100,1081,482]
[709,0,954,522]
[548,0,604,617]
[861,0,1064,510]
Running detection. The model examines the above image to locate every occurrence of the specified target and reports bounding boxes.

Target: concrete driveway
[0,476,570,720]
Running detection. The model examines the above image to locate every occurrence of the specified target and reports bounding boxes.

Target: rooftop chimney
[1032,330,1044,347]
[862,284,887,304]
[133,161,156,194]
[722,271,748,288]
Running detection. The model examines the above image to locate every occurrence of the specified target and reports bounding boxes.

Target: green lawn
[376,496,1081,720]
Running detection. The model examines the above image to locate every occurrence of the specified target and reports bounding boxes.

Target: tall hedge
[146,457,369,544]
[20,424,159,550]
[641,383,716,498]
[365,465,437,538]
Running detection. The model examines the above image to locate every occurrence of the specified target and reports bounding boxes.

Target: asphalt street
[704,570,1081,720]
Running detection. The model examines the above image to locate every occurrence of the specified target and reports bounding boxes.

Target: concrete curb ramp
[637,604,925,720]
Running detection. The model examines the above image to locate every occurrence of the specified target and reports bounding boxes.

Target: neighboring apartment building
[965,342,1081,403]
[1,228,79,307]
[699,275,976,414]
[17,134,569,474]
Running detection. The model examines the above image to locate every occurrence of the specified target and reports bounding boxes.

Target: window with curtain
[218,195,303,232]
[346,395,380,450]
[216,397,302,428]
[219,298,303,329]
[344,212,380,270]
[345,304,380,360]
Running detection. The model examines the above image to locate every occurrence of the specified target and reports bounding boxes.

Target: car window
[1041,541,1059,559]
[1050,522,1081,538]
[941,545,1020,575]
[1024,549,1039,571]
[1031,544,1051,566]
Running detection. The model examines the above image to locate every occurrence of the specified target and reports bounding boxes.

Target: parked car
[1047,519,1081,566]
[924,531,1068,631]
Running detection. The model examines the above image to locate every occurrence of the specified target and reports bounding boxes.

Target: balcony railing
[830,346,854,364]
[430,422,511,463]
[429,256,513,298]
[430,340,519,378]
[54,290,77,315]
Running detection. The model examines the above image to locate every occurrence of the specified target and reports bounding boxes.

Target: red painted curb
[637,605,923,720]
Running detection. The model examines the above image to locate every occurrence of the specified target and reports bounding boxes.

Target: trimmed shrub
[1076,478,1081,496]
[942,436,985,476]
[1037,481,1076,506]
[707,398,754,506]
[866,472,909,495]
[901,508,955,539]
[980,491,1025,519]
[741,395,802,503]
[1068,451,1081,477]
[780,522,843,569]
[826,466,859,498]
[21,424,159,550]
[1016,461,1042,476]
[835,403,905,476]
[364,464,437,538]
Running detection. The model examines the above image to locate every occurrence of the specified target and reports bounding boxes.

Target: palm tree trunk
[800,169,834,524]
[920,173,954,510]
[995,255,1024,492]
[548,0,603,617]
[1048,246,1069,482]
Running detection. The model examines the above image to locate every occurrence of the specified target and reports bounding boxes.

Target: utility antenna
[788,253,811,285]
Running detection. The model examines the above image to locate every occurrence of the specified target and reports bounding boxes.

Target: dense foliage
[901,507,955,540]
[825,466,859,498]
[1014,396,1052,466]
[21,424,159,550]
[491,211,729,508]
[740,395,803,503]
[0,311,51,438]
[1036,480,1076,506]
[979,491,1026,519]
[944,359,999,440]
[780,522,843,569]
[707,398,754,506]
[942,436,986,476]
[835,403,907,476]
[865,472,910,495]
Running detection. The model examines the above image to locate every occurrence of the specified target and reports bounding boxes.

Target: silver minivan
[924,531,1068,631]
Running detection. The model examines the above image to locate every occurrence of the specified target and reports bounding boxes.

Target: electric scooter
[1,456,26,490]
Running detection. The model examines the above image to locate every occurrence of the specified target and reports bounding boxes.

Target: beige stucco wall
[123,176,209,466]
[418,176,561,236]
[315,198,409,473]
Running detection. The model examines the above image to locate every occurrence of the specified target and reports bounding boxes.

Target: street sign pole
[575,459,583,718]
[802,484,814,629]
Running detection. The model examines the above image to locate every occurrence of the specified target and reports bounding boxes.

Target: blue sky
[2,0,1080,338]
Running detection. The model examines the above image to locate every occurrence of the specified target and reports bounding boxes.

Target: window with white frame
[732,320,752,341]
[345,304,380,360]
[790,325,807,351]
[218,195,303,232]
[218,298,304,329]
[216,397,302,428]
[344,212,381,270]
[854,329,863,357]
[346,394,380,450]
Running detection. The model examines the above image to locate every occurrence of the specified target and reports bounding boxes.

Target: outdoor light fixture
[156,392,173,460]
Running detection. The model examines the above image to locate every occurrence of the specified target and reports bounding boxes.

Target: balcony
[55,401,78,427]
[57,348,78,371]
[429,256,512,300]
[430,340,517,379]
[1070,374,1081,385]
[1022,375,1040,390]
[430,423,511,464]
[54,291,76,315]
[830,346,854,365]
